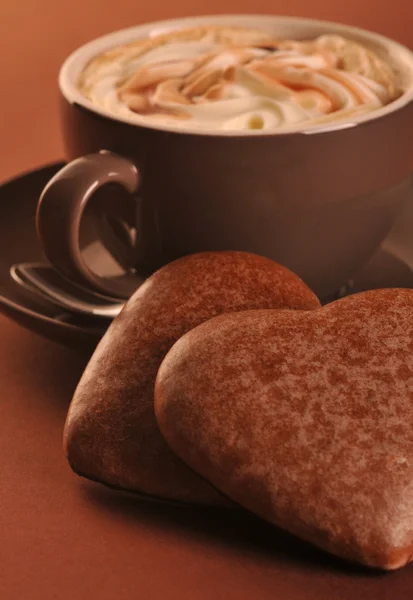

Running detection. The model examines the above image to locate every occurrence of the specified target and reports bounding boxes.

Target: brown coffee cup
[36,15,413,299]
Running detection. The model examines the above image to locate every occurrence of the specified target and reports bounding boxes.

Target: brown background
[2,3,413,599]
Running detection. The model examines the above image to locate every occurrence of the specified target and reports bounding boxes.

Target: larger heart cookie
[155,289,413,567]
[64,251,319,505]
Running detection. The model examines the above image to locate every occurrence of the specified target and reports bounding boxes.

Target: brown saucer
[1,163,413,351]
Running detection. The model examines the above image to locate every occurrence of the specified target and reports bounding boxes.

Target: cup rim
[59,13,413,137]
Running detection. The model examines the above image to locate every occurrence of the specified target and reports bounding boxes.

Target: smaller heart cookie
[64,251,319,505]
[155,289,413,568]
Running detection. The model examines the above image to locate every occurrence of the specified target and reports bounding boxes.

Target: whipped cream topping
[79,28,402,131]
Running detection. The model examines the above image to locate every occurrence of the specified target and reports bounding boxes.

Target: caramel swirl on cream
[79,26,402,131]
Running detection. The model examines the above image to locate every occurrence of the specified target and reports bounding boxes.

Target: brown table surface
[2,3,413,599]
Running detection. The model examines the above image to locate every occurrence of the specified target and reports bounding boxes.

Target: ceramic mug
[36,15,413,299]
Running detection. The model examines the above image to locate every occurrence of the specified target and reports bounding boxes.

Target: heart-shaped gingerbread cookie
[155,288,413,567]
[64,251,319,505]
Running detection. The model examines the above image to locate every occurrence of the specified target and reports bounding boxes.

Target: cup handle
[36,150,141,299]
